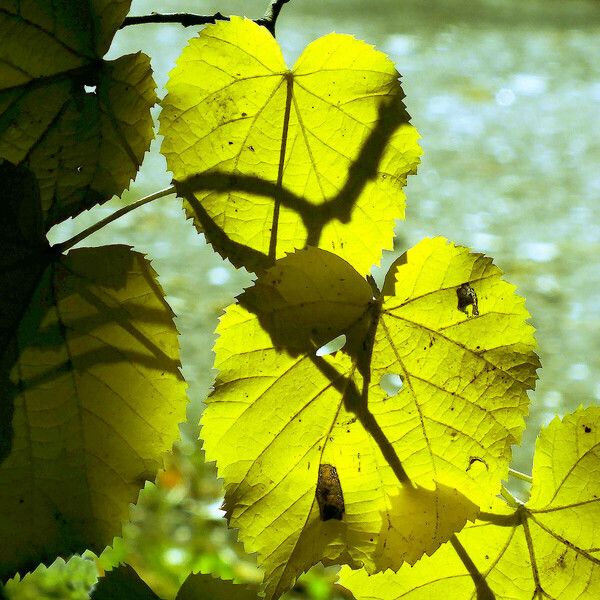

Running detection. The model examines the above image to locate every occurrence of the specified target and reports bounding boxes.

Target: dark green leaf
[0,167,187,579]
[0,0,156,227]
[91,565,160,600]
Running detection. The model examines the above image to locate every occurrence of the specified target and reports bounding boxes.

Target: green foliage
[0,0,156,226]
[0,163,187,578]
[90,564,159,600]
[4,556,97,600]
[176,572,260,600]
[0,2,597,600]
[339,406,600,599]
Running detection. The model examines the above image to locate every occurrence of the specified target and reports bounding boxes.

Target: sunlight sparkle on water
[163,547,187,566]
[208,266,231,286]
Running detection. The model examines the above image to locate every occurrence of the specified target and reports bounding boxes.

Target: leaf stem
[508,467,533,483]
[55,186,177,253]
[500,484,521,508]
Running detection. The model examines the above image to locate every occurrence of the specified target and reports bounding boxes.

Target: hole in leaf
[316,334,346,357]
[84,85,97,94]
[379,373,403,397]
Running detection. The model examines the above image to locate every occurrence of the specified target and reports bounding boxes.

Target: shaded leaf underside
[161,16,421,274]
[0,161,187,579]
[91,564,160,600]
[176,572,260,600]
[0,244,187,578]
[201,237,538,598]
[0,0,156,227]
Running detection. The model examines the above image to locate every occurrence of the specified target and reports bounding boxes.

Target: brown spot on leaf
[457,283,479,317]
[316,464,345,521]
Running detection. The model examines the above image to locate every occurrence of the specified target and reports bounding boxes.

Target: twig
[120,12,228,29]
[500,484,522,508]
[120,0,293,36]
[508,467,533,483]
[256,0,293,36]
[55,186,176,253]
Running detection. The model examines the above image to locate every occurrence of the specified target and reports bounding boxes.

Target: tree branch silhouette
[121,0,293,36]
[121,12,228,29]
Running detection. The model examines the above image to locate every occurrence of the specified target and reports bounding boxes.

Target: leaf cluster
[0,2,597,600]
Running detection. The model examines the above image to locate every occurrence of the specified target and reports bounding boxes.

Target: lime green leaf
[0,166,187,578]
[91,565,160,600]
[176,573,259,600]
[0,0,156,227]
[5,555,98,600]
[160,17,421,274]
[201,238,538,598]
[339,406,600,600]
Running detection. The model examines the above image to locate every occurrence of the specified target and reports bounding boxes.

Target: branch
[500,484,522,508]
[120,0,293,36]
[256,0,293,36]
[55,186,176,253]
[508,467,533,483]
[120,12,228,29]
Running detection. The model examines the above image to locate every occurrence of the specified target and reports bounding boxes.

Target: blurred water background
[11,0,600,597]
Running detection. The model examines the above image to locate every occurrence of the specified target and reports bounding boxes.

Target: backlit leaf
[0,0,156,227]
[201,237,538,598]
[0,166,187,578]
[339,406,600,600]
[160,17,421,274]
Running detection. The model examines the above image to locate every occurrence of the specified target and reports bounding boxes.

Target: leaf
[4,555,98,599]
[0,166,187,579]
[176,573,259,600]
[338,406,600,600]
[0,0,156,227]
[160,17,421,274]
[201,237,538,598]
[0,162,51,463]
[91,565,160,600]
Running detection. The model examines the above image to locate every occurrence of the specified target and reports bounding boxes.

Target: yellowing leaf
[201,238,538,599]
[0,166,187,578]
[160,17,421,274]
[339,406,600,600]
[0,1,156,227]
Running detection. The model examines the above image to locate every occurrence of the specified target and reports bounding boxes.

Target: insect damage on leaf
[316,464,345,521]
[456,282,479,316]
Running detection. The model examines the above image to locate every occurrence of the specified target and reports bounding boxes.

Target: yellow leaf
[339,406,600,599]
[201,238,538,598]
[160,17,421,274]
